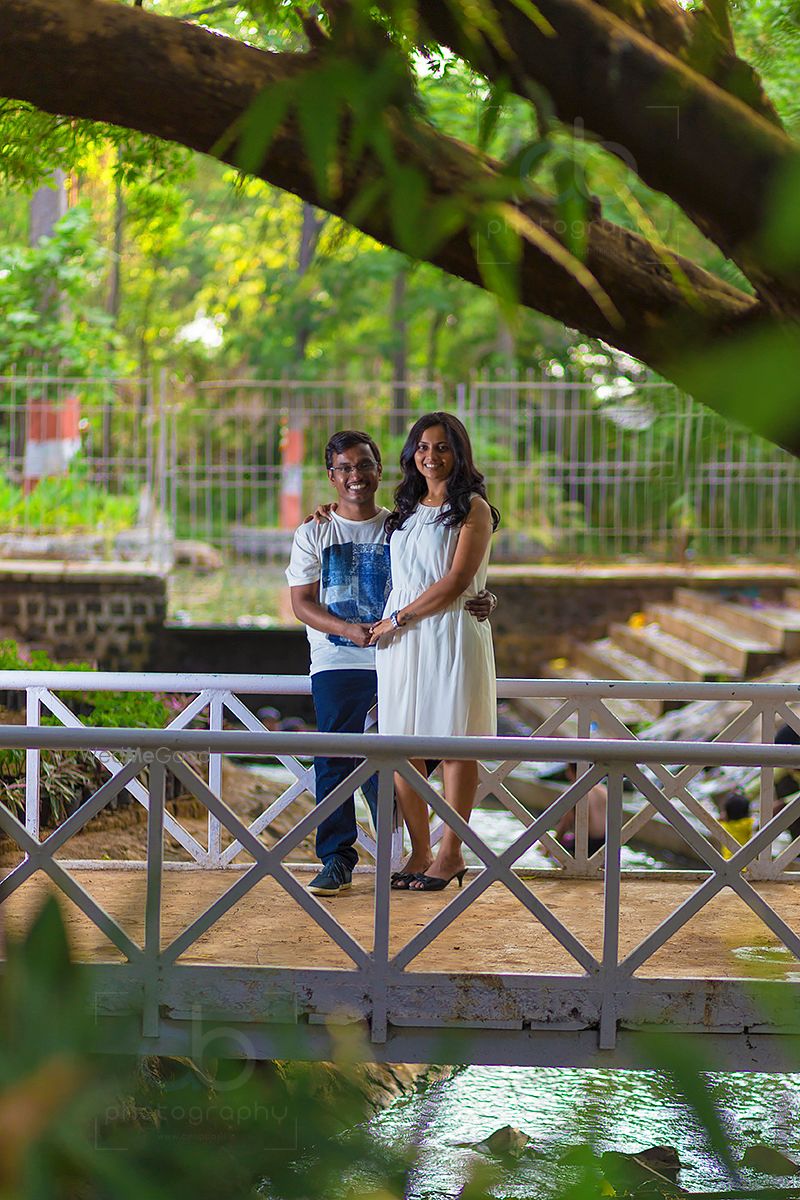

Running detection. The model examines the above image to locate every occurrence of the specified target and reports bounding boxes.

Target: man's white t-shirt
[285,508,391,674]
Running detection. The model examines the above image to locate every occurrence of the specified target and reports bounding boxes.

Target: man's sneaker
[308,859,353,896]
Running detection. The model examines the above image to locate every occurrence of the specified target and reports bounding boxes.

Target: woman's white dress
[376,500,496,736]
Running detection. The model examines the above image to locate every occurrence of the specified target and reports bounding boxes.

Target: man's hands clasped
[467,589,496,622]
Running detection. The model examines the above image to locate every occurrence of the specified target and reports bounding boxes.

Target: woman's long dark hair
[385,412,500,537]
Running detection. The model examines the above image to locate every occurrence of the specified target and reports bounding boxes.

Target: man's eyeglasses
[330,461,379,476]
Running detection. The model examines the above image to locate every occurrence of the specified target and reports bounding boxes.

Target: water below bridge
[367,1063,800,1197]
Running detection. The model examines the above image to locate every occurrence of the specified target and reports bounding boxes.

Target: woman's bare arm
[368,497,493,642]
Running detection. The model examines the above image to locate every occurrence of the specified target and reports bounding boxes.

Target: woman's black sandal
[410,869,467,891]
[390,871,418,890]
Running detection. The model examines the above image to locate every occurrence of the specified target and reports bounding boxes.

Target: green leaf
[297,63,349,201]
[760,154,800,272]
[388,164,430,254]
[344,177,387,228]
[477,76,511,153]
[642,1034,740,1180]
[472,212,521,311]
[495,201,621,327]
[504,0,557,36]
[553,155,590,260]
[231,81,292,177]
[676,323,800,448]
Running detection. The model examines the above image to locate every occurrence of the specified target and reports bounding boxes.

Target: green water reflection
[370,1065,800,1197]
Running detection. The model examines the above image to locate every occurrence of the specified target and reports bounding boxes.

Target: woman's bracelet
[390,610,404,629]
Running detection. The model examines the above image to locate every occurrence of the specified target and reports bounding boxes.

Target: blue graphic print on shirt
[321,542,391,645]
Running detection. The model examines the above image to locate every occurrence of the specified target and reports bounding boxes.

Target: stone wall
[155,624,314,720]
[3,560,798,685]
[0,562,168,671]
[487,564,800,677]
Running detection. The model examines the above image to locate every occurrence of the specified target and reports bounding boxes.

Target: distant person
[743,722,800,840]
[286,428,495,898]
[774,724,800,840]
[553,763,608,857]
[278,716,308,733]
[717,791,753,860]
[256,706,282,731]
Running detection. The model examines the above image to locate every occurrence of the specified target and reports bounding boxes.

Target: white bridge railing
[2,672,800,876]
[3,672,800,1061]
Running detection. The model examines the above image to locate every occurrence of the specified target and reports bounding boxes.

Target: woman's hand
[343,622,374,648]
[303,501,338,524]
[368,618,395,645]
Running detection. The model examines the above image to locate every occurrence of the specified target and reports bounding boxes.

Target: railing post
[370,763,394,1044]
[599,763,623,1050]
[143,755,165,1038]
[207,692,224,864]
[25,686,42,843]
[572,702,592,876]
[756,706,775,879]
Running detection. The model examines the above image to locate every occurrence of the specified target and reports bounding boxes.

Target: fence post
[143,756,165,1038]
[153,368,171,569]
[208,692,224,864]
[25,686,42,843]
[371,763,395,1044]
[599,763,623,1050]
[756,705,776,878]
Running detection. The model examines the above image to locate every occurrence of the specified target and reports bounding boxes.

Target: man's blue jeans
[311,668,379,870]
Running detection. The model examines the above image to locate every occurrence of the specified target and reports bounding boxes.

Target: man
[553,763,608,858]
[286,429,495,897]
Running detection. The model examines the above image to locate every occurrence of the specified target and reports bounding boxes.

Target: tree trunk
[389,266,408,435]
[293,201,327,360]
[106,171,124,320]
[29,169,68,326]
[29,170,67,246]
[4,0,800,447]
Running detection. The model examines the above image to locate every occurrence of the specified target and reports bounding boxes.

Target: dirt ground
[0,756,318,866]
[4,868,800,980]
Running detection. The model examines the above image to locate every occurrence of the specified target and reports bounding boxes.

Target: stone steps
[547,585,800,728]
[609,621,740,682]
[513,671,655,730]
[572,640,674,717]
[675,588,800,655]
[646,603,779,674]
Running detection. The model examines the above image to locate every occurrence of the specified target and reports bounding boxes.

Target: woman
[368,412,500,891]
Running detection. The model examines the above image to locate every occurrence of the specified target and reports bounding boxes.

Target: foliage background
[0,0,795,389]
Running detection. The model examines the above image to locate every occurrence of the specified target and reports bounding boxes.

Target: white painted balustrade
[2,672,800,1066]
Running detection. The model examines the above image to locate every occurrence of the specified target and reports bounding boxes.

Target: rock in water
[474,1125,532,1158]
[634,1146,682,1180]
[741,1144,800,1175]
[601,1144,683,1191]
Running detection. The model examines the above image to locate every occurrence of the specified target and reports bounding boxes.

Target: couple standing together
[286,412,500,896]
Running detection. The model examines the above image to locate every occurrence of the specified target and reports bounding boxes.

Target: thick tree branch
[2,0,796,445]
[416,0,800,314]
[589,0,781,127]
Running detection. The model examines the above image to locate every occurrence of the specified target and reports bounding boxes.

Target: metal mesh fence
[1,369,799,562]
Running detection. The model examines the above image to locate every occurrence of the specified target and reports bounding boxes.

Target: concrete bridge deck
[5,867,800,980]
[7,865,800,1071]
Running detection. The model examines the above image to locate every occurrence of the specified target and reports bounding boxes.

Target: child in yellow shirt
[718,791,753,860]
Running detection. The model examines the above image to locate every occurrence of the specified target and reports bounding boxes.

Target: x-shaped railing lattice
[5,708,800,1048]
[18,678,396,867]
[478,688,800,880]
[10,673,800,881]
